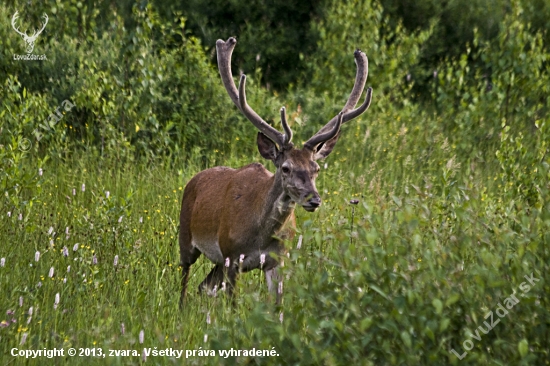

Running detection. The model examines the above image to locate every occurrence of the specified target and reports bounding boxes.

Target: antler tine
[342,49,369,112]
[238,75,285,147]
[304,112,343,149]
[342,87,372,121]
[304,50,371,148]
[280,107,292,145]
[216,38,240,110]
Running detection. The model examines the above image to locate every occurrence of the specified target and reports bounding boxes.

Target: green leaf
[424,327,435,342]
[445,293,460,307]
[432,298,443,315]
[360,317,373,331]
[518,339,528,358]
[369,284,389,300]
[439,318,450,332]
[400,331,412,349]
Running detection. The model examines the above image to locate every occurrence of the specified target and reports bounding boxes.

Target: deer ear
[313,134,339,160]
[257,132,279,161]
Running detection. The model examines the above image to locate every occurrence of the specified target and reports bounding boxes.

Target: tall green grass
[1,107,549,364]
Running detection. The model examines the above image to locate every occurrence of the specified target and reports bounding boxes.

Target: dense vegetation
[1,0,549,364]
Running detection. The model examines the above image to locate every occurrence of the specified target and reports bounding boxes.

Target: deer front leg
[264,267,283,305]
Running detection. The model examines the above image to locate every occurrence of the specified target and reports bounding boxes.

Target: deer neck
[260,170,295,235]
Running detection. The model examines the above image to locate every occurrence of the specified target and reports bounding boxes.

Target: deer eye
[281,166,290,174]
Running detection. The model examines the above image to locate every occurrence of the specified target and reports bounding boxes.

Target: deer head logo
[11,11,48,54]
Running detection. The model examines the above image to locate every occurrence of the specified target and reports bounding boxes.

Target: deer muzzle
[302,193,321,212]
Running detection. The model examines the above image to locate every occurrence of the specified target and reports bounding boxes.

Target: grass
[1,109,549,365]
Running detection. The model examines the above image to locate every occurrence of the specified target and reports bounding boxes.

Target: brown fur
[179,147,322,307]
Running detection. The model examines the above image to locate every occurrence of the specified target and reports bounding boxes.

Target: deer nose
[307,195,321,207]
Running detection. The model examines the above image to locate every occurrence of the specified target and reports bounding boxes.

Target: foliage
[0,0,549,364]
[159,0,323,91]
[434,2,550,157]
[0,2,269,161]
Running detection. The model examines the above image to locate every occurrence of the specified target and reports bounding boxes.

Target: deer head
[11,11,48,54]
[216,37,372,212]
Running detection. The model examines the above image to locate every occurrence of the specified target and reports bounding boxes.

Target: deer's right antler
[216,37,290,149]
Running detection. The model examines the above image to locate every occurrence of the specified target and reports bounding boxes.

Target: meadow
[1,0,550,364]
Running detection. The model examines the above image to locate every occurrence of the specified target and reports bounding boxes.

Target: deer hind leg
[179,200,201,309]
[179,244,201,309]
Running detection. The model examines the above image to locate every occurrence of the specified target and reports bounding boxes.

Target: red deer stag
[179,37,372,307]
